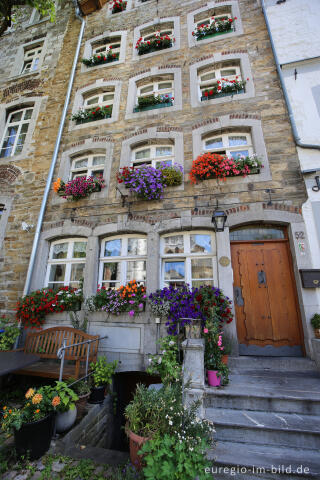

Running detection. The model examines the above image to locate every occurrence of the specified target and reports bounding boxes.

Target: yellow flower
[25,388,35,399]
[32,393,43,405]
[3,414,7,419]
[52,396,61,407]
[3,406,6,410]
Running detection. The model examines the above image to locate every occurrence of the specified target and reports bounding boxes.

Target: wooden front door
[231,240,303,356]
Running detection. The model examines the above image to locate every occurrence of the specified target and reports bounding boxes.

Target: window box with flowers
[53,176,105,201]
[201,78,246,101]
[16,286,83,329]
[192,16,237,41]
[134,94,174,112]
[71,105,112,125]
[86,280,147,318]
[190,152,262,183]
[135,33,174,56]
[117,163,183,201]
[81,50,119,68]
[110,0,127,13]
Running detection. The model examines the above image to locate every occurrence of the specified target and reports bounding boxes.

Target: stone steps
[206,407,320,449]
[208,441,320,479]
[205,358,320,479]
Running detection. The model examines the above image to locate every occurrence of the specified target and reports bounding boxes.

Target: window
[198,64,242,99]
[21,44,42,74]
[70,154,105,179]
[132,142,174,168]
[84,89,114,114]
[92,37,121,56]
[143,28,174,42]
[230,225,285,241]
[195,12,232,29]
[161,232,217,288]
[203,131,253,159]
[99,235,147,288]
[137,80,173,100]
[0,107,33,158]
[45,239,87,289]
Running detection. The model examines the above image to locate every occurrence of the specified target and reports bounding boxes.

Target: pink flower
[138,303,143,308]
[128,310,135,316]
[203,328,209,334]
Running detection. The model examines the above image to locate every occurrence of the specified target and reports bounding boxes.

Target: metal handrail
[57,334,108,382]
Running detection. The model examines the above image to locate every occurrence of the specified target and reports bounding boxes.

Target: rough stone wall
[0,1,80,313]
[0,0,308,314]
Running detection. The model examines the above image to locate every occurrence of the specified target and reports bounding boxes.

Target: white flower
[158,357,162,364]
[169,340,175,346]
[57,291,63,295]
[168,420,173,425]
[148,358,152,363]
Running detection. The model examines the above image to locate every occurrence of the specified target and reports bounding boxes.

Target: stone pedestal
[311,338,320,371]
[182,338,205,418]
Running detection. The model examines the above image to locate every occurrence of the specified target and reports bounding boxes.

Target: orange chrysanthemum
[52,396,61,407]
[25,388,35,399]
[53,178,61,193]
[34,409,40,414]
[32,393,43,405]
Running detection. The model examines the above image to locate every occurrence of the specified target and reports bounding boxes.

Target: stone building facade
[0,1,79,310]
[1,0,318,368]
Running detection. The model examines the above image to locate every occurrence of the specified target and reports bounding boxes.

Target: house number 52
[295,231,305,239]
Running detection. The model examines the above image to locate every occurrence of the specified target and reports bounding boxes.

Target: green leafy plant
[90,357,118,387]
[82,51,119,67]
[311,313,320,329]
[0,317,20,351]
[140,433,210,480]
[147,336,182,386]
[71,105,112,124]
[160,164,183,187]
[136,94,173,110]
[66,379,90,397]
[51,381,79,412]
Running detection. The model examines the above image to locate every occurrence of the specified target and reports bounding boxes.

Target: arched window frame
[198,64,242,100]
[203,131,254,159]
[131,142,175,168]
[99,234,147,288]
[70,153,106,179]
[45,238,87,289]
[160,231,217,288]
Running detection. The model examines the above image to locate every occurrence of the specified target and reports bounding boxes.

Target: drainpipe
[261,0,320,151]
[22,2,86,296]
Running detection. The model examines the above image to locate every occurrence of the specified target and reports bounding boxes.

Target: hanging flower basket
[190,153,262,184]
[110,0,127,13]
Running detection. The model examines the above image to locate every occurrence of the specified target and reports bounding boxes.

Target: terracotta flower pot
[222,355,229,365]
[314,328,320,339]
[126,428,150,471]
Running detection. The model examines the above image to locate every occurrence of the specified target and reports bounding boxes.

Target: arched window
[203,130,253,159]
[84,89,115,114]
[70,153,106,179]
[160,231,217,288]
[0,107,33,158]
[131,140,175,168]
[45,238,87,289]
[99,235,147,288]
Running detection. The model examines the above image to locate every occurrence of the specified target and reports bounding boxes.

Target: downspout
[22,2,86,296]
[261,0,320,150]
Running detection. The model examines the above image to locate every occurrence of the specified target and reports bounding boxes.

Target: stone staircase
[205,357,320,479]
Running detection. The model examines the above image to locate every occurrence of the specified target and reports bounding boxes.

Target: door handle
[258,270,267,285]
[234,286,244,306]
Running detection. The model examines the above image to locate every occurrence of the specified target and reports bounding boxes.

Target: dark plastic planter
[14,413,54,460]
[133,101,173,113]
[89,385,106,404]
[75,114,111,125]
[196,29,233,41]
[138,43,172,56]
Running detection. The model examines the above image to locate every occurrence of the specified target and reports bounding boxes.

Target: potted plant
[146,336,182,386]
[52,381,79,433]
[71,105,112,124]
[192,16,237,41]
[0,317,20,351]
[203,321,230,387]
[135,33,174,55]
[110,0,127,13]
[1,386,59,460]
[54,176,105,200]
[81,49,119,67]
[202,77,247,100]
[134,94,174,112]
[89,356,118,404]
[67,379,91,419]
[311,313,320,339]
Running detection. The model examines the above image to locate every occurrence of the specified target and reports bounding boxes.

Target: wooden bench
[14,326,100,380]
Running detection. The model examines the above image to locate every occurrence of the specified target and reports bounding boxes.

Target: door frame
[230,227,305,356]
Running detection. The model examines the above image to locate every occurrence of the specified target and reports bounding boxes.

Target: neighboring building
[0,2,79,311]
[13,0,316,370]
[263,0,320,357]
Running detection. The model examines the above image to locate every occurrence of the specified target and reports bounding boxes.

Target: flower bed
[53,176,105,201]
[134,94,174,112]
[16,287,83,329]
[192,16,237,41]
[135,33,174,55]
[190,152,262,183]
[117,163,183,201]
[71,105,112,124]
[86,280,146,317]
[110,0,127,13]
[201,77,247,101]
[81,50,119,67]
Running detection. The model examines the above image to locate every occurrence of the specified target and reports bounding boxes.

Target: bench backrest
[24,327,99,362]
